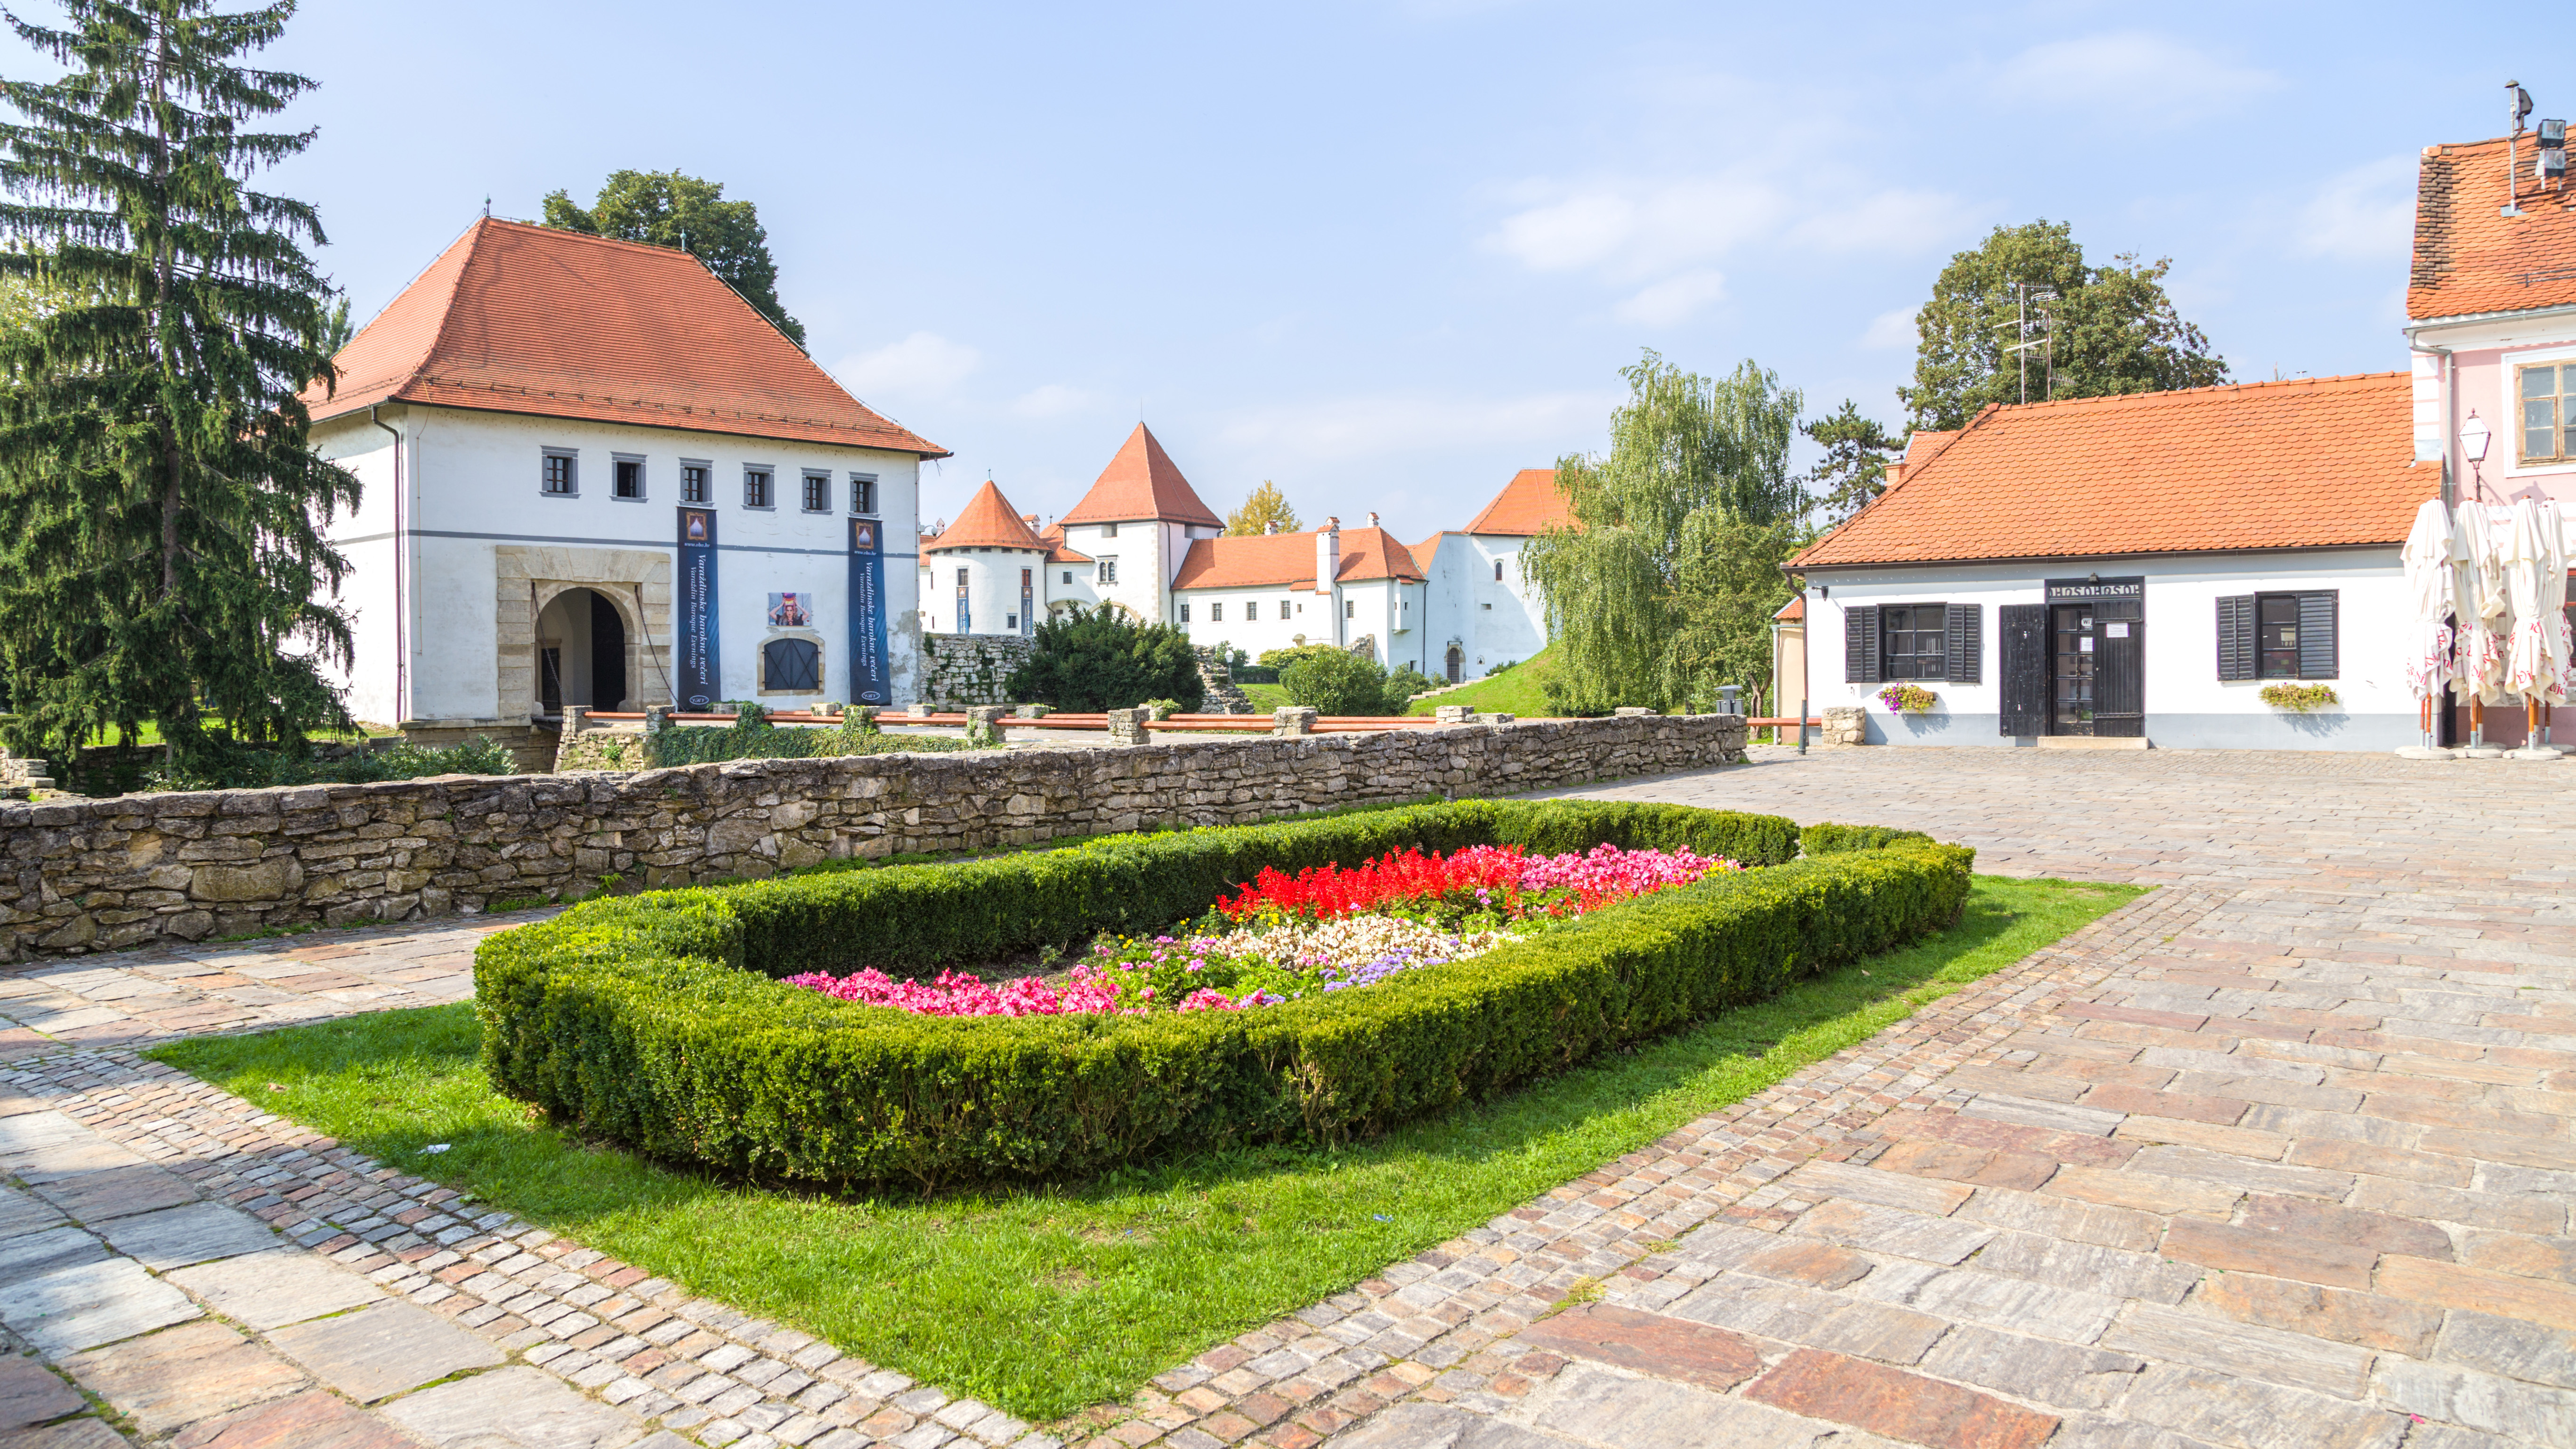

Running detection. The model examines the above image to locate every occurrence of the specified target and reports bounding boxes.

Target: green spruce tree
[1804,400,1903,523]
[0,0,361,773]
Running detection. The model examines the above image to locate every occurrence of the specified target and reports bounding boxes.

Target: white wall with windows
[921,545,1045,637]
[1176,587,1329,658]
[313,404,922,722]
[1416,534,1548,684]
[1799,548,2413,750]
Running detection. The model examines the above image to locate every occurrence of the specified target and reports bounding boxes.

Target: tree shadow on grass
[149,875,2135,1420]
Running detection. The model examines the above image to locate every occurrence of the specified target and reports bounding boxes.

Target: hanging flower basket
[2259,683,2338,712]
[1876,684,1938,714]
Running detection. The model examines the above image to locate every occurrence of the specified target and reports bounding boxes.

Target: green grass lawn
[153,874,2140,1423]
[1239,682,1289,712]
[1405,647,1563,716]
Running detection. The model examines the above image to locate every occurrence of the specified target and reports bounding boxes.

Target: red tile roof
[926,481,1046,552]
[1790,373,2429,569]
[2406,136,2576,319]
[1035,520,1094,565]
[1773,597,1804,622]
[1172,527,1425,591]
[1463,469,1570,535]
[1061,423,1223,527]
[307,218,946,455]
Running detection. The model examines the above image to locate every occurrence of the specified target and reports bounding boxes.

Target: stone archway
[496,546,673,720]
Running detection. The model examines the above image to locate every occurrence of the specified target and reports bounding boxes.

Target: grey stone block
[1921,1322,2147,1409]
[0,1255,203,1355]
[94,1200,281,1270]
[0,1224,107,1280]
[2102,1303,2375,1400]
[382,1364,647,1449]
[268,1298,507,1403]
[0,1184,69,1238]
[168,1248,385,1330]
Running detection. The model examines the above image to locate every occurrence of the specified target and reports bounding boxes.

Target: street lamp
[2461,411,2492,464]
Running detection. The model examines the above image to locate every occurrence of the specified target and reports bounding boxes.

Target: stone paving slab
[0,747,2570,1448]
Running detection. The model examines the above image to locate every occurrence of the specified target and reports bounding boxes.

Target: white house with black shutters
[1786,375,2430,750]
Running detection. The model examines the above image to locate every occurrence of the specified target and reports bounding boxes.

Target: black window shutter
[2297,591,2338,680]
[2216,596,2255,681]
[1945,603,1982,684]
[1844,605,1880,683]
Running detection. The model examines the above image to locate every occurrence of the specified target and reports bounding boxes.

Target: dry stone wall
[0,715,1743,959]
[914,634,1034,707]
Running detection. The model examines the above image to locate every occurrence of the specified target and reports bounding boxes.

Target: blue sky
[195,3,2537,535]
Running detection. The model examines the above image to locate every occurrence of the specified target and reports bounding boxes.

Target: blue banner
[677,507,720,708]
[848,517,891,705]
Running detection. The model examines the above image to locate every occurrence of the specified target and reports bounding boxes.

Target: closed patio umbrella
[2503,496,2571,759]
[2453,503,2511,753]
[2398,499,2456,757]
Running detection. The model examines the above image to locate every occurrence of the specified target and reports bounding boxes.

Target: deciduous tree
[544,170,803,345]
[1900,220,2226,432]
[1225,479,1300,536]
[1521,351,1806,715]
[0,0,361,771]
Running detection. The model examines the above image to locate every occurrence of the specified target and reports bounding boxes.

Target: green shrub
[646,711,974,768]
[1281,650,1388,716]
[1799,822,1935,856]
[1256,644,1346,671]
[145,733,518,790]
[1382,664,1437,712]
[1006,605,1205,712]
[476,799,1960,1187]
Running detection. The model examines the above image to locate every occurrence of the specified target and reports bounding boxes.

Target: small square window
[1879,604,1948,680]
[1246,601,1259,621]
[612,457,645,501]
[2522,363,2576,462]
[1061,571,1072,585]
[541,450,576,496]
[850,473,878,515]
[1280,597,1292,617]
[744,468,774,509]
[802,472,831,513]
[956,567,970,587]
[1210,602,1223,623]
[1102,522,1119,538]
[680,462,710,503]
[1180,602,1191,622]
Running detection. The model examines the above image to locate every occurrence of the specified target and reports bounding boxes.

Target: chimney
[1316,517,1341,594]
[1366,511,1380,528]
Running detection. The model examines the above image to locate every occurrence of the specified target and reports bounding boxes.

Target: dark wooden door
[2094,608,2144,737]
[1999,604,2048,736]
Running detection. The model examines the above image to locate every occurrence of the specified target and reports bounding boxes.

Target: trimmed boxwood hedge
[475,800,1969,1187]
[1801,822,1936,856]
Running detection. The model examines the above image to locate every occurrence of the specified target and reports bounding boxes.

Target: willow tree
[1522,351,1805,714]
[0,0,359,771]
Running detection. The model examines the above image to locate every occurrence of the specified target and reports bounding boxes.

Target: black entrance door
[2051,604,2096,734]
[588,591,628,710]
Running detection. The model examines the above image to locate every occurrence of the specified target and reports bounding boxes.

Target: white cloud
[1486,176,1783,279]
[1790,190,1983,256]
[1010,383,1102,420]
[1860,307,1918,350]
[2297,155,2416,262]
[1994,32,2276,121]
[833,331,980,398]
[1614,270,1729,326]
[1218,389,1620,464]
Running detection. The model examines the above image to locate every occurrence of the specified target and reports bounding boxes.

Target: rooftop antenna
[482,196,491,218]
[2506,81,2534,217]
[2000,283,2059,404]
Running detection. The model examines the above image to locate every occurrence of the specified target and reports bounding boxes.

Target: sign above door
[2043,575,2143,602]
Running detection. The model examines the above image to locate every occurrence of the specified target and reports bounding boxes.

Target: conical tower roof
[926,480,1047,552]
[1060,423,1223,527]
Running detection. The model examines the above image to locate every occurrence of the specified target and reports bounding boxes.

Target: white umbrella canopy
[2453,504,2512,705]
[2535,497,2570,707]
[2400,499,2456,708]
[2503,497,2558,704]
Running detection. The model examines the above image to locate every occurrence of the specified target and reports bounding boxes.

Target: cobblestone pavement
[0,911,548,1062]
[2,748,2571,1449]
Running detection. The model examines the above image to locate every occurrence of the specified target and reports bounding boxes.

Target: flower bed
[783,843,1743,1015]
[476,798,1967,1187]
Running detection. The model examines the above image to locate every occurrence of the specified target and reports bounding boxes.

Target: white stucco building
[912,428,1568,680]
[304,219,945,752]
[1790,373,2431,750]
